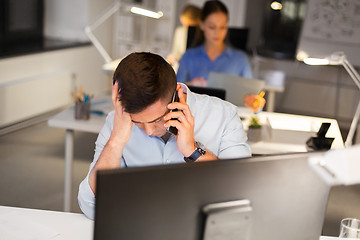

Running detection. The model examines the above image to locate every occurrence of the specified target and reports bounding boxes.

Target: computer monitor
[207,72,265,106]
[187,26,249,51]
[94,152,331,240]
[188,85,226,100]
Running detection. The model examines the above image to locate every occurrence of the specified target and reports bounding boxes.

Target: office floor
[0,121,359,236]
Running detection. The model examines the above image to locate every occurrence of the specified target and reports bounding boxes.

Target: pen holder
[75,101,90,120]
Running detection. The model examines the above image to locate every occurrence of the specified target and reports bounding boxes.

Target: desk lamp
[303,52,360,147]
[85,1,163,74]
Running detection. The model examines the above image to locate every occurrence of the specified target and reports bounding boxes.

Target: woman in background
[166,4,201,68]
[177,0,252,86]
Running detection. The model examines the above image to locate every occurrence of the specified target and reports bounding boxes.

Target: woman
[177,0,252,86]
[167,4,201,67]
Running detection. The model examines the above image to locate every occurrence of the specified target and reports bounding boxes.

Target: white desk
[48,95,111,212]
[48,96,344,212]
[0,206,344,240]
[238,107,344,154]
[0,205,93,240]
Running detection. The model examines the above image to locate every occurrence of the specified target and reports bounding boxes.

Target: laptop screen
[207,72,265,106]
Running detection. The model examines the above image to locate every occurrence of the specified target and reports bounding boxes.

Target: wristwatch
[184,141,207,163]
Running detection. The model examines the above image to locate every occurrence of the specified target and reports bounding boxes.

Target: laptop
[207,72,265,106]
[94,152,331,240]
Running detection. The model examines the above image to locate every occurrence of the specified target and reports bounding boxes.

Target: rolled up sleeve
[218,107,251,159]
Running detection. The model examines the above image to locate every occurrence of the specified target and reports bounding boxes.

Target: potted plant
[247,115,262,142]
[244,92,266,142]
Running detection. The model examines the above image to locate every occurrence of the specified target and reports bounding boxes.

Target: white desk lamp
[85,1,163,74]
[303,52,360,148]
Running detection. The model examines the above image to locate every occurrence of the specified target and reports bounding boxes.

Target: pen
[72,92,80,103]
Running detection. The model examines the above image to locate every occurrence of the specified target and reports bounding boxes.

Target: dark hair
[201,0,228,22]
[112,52,177,114]
[189,0,229,48]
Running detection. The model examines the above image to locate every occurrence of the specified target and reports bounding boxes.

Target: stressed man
[78,52,251,219]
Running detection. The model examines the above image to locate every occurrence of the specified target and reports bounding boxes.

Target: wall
[244,0,266,51]
[256,56,360,132]
[0,0,114,129]
[244,0,359,138]
[44,0,89,41]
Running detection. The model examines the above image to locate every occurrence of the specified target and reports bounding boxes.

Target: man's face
[130,99,170,137]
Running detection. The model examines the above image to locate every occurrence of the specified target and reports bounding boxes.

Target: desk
[0,205,93,240]
[49,95,344,212]
[238,107,344,154]
[0,206,344,240]
[48,95,111,212]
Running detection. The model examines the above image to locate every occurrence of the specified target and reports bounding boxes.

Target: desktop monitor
[94,152,331,240]
[186,26,249,51]
[207,72,265,106]
[188,85,226,100]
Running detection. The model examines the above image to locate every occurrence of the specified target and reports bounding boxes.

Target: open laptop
[94,152,331,240]
[207,72,265,106]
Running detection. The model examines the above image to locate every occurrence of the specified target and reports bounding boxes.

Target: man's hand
[164,85,196,157]
[88,82,132,194]
[110,82,132,145]
[164,85,217,161]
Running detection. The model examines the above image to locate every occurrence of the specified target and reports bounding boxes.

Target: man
[78,52,251,219]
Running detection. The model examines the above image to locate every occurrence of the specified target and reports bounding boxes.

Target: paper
[0,211,59,240]
[310,145,360,186]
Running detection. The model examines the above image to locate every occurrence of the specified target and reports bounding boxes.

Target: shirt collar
[178,83,195,113]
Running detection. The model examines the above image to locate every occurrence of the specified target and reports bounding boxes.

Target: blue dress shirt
[177,45,253,83]
[78,84,251,219]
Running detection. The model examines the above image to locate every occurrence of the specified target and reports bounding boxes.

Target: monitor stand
[203,199,253,240]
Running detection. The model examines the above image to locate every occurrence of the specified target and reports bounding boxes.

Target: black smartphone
[167,91,179,135]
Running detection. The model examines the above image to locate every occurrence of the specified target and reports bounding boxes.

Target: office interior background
[0,0,360,237]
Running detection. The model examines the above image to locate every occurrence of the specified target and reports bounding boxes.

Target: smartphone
[167,91,179,135]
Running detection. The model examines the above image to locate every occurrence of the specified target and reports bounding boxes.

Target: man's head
[113,52,177,114]
[113,52,177,137]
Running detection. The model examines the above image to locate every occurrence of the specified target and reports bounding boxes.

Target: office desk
[0,206,343,240]
[49,96,344,212]
[48,95,111,212]
[0,205,93,240]
[238,107,344,154]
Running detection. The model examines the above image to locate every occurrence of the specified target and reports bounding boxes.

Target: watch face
[195,141,206,155]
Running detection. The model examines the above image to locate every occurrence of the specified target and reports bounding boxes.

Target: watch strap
[184,142,206,163]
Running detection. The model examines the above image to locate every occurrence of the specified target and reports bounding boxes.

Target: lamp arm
[342,59,360,90]
[84,1,121,64]
[345,100,360,147]
[340,57,360,147]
